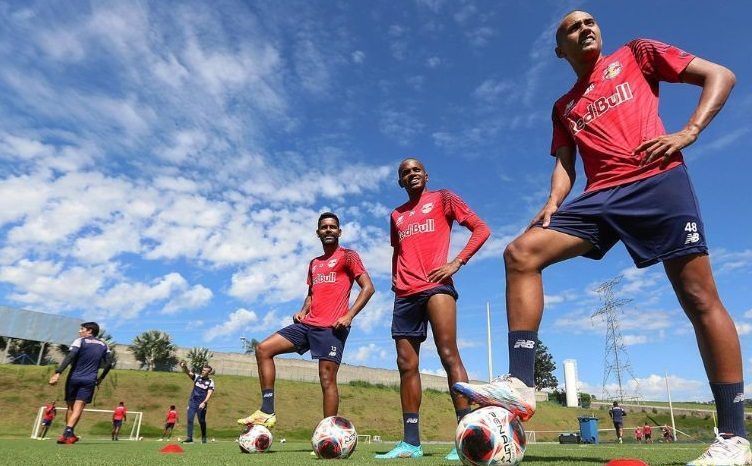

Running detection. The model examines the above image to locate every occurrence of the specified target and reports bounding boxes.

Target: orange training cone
[604,460,649,466]
[160,443,185,454]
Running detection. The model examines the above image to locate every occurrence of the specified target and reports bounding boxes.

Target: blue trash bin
[578,416,599,444]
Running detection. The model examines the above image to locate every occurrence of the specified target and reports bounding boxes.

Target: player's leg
[425,289,468,461]
[197,407,207,443]
[238,330,298,426]
[319,359,340,417]
[375,337,424,459]
[426,290,469,416]
[184,405,196,443]
[453,226,592,420]
[664,254,751,464]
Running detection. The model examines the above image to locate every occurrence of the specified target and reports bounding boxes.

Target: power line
[591,275,641,402]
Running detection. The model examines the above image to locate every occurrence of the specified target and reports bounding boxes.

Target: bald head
[556,10,593,45]
[398,157,424,175]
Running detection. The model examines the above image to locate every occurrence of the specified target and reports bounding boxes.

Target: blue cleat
[445,447,460,461]
[374,441,424,459]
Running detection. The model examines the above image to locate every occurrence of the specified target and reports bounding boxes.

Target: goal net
[31,406,143,440]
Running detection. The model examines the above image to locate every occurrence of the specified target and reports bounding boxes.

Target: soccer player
[111,401,127,441]
[159,405,179,441]
[48,322,112,444]
[634,426,643,444]
[375,158,490,460]
[643,422,653,444]
[609,401,626,444]
[452,9,748,466]
[237,212,374,429]
[39,400,57,440]
[179,362,214,444]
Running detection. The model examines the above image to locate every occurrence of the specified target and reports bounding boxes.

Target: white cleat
[452,375,536,421]
[686,429,752,466]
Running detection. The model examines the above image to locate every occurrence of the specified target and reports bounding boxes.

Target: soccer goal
[31,406,143,440]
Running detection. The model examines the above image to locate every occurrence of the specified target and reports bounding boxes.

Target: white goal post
[31,406,143,440]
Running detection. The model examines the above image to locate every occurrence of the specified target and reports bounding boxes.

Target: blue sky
[0,1,750,402]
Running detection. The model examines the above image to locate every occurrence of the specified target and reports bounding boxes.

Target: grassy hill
[0,365,741,442]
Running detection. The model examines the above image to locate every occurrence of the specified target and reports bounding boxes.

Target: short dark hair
[318,212,340,228]
[170,405,176,410]
[612,401,619,406]
[203,364,213,373]
[81,322,100,337]
[119,401,124,405]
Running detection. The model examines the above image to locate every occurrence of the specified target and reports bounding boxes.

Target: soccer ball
[238,425,273,453]
[311,416,358,459]
[455,406,526,466]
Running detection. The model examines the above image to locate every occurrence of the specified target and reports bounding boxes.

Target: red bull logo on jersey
[570,82,633,134]
[312,272,336,285]
[327,259,338,268]
[603,61,623,80]
[398,218,435,242]
[421,202,434,214]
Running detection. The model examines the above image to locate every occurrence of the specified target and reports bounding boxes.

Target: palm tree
[186,347,213,372]
[129,330,177,371]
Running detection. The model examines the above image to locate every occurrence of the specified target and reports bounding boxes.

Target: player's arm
[179,360,195,379]
[199,388,214,409]
[97,350,114,385]
[427,214,490,284]
[636,57,735,166]
[294,291,312,323]
[333,272,375,330]
[49,346,80,385]
[530,146,576,228]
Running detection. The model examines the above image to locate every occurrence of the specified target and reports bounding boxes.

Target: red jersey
[113,406,126,420]
[43,404,56,421]
[166,409,178,423]
[551,39,695,192]
[643,425,652,435]
[302,247,367,327]
[391,190,479,297]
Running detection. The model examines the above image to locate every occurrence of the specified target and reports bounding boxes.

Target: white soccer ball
[311,416,358,459]
[455,406,526,466]
[238,425,273,453]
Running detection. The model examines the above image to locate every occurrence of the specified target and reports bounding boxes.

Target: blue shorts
[65,377,96,404]
[113,420,123,427]
[277,322,350,365]
[391,284,458,342]
[543,165,707,268]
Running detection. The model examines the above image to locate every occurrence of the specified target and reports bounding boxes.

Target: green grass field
[0,438,710,465]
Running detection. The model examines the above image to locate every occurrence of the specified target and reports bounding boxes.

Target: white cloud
[348,343,389,363]
[426,56,442,68]
[204,308,259,342]
[622,334,648,346]
[736,322,752,336]
[421,367,448,377]
[352,50,365,63]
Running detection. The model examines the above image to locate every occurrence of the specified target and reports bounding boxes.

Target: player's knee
[677,282,721,316]
[504,240,540,273]
[255,342,273,360]
[396,354,418,375]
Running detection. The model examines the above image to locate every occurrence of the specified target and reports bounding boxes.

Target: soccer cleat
[686,429,752,466]
[201,437,207,444]
[374,441,424,459]
[452,375,536,421]
[56,435,67,444]
[181,438,194,444]
[237,409,276,428]
[445,447,460,461]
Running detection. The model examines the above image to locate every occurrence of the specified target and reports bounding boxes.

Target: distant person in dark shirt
[608,401,627,443]
[48,322,112,444]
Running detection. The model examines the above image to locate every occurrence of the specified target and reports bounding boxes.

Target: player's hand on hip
[427,261,461,283]
[293,310,306,323]
[634,129,697,167]
[333,314,353,330]
[530,201,558,229]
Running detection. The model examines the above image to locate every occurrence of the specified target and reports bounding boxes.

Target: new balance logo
[570,82,633,134]
[397,218,435,242]
[513,340,536,349]
[312,272,336,285]
[685,233,700,244]
[405,418,418,424]
[263,393,273,398]
[733,393,745,403]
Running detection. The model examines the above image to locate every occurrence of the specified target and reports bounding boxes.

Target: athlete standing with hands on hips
[453,10,747,466]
